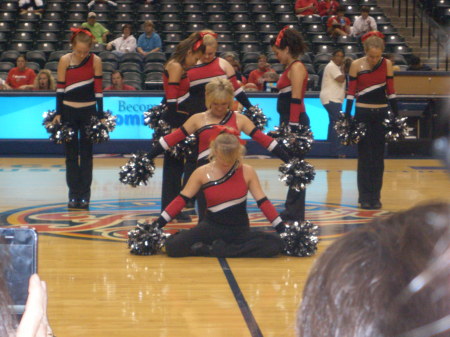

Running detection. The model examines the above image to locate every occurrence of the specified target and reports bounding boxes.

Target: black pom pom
[269,124,313,157]
[144,104,167,130]
[243,105,269,131]
[119,152,155,187]
[334,114,367,145]
[85,111,116,144]
[42,110,75,144]
[127,220,170,255]
[279,158,316,191]
[280,220,319,257]
[383,111,408,142]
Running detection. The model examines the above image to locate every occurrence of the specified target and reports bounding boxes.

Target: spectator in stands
[106,24,137,57]
[327,6,352,37]
[88,0,117,10]
[221,51,238,65]
[385,53,401,71]
[318,0,340,17]
[81,12,110,45]
[320,49,346,157]
[0,78,7,90]
[262,71,280,92]
[297,201,450,337]
[407,54,432,71]
[4,55,36,90]
[104,70,136,91]
[351,6,378,38]
[231,59,247,85]
[19,0,44,16]
[295,0,320,17]
[247,54,276,91]
[136,20,162,56]
[21,69,56,90]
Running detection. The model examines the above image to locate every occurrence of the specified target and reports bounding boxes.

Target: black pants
[355,107,387,204]
[165,220,283,258]
[279,111,310,222]
[323,101,344,156]
[161,153,184,210]
[62,105,95,201]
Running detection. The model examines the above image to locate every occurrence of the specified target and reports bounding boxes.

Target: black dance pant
[279,111,310,222]
[161,152,184,210]
[355,107,387,203]
[62,104,95,201]
[323,101,344,156]
[165,220,284,258]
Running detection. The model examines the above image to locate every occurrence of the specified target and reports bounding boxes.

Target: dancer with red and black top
[160,32,208,220]
[152,131,285,258]
[270,27,310,222]
[52,28,103,209]
[345,32,397,210]
[148,78,289,221]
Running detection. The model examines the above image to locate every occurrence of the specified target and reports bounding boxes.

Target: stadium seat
[11,32,35,43]
[239,44,261,54]
[187,23,207,33]
[15,22,36,32]
[261,33,277,45]
[37,32,59,43]
[300,15,322,24]
[119,53,143,64]
[217,33,233,43]
[66,12,85,23]
[385,35,406,46]
[48,51,68,63]
[122,72,142,82]
[0,12,15,22]
[216,43,235,54]
[307,74,320,91]
[336,35,358,45]
[305,24,327,35]
[242,52,261,64]
[0,62,14,72]
[164,44,178,57]
[116,13,133,23]
[185,14,204,23]
[232,13,252,23]
[44,61,59,72]
[374,15,391,24]
[36,43,57,55]
[238,34,259,43]
[143,63,165,73]
[163,23,182,33]
[138,13,158,23]
[252,4,271,13]
[210,23,231,33]
[26,51,47,68]
[163,33,182,44]
[378,25,398,36]
[8,42,32,53]
[243,63,258,75]
[40,22,60,32]
[160,4,180,13]
[99,51,119,64]
[277,13,298,25]
[313,53,332,66]
[0,22,12,32]
[314,44,335,54]
[17,12,40,22]
[368,6,384,15]
[26,62,40,73]
[274,4,292,13]
[341,45,362,55]
[161,13,181,23]
[143,52,167,64]
[0,2,17,12]
[206,4,226,13]
[184,4,202,12]
[300,54,313,64]
[42,12,63,22]
[137,3,158,13]
[116,3,133,13]
[258,23,278,34]
[90,44,105,53]
[207,14,227,23]
[145,72,163,82]
[228,4,248,13]
[102,62,117,73]
[119,62,142,73]
[344,5,360,15]
[68,3,87,12]
[0,31,8,43]
[390,53,408,65]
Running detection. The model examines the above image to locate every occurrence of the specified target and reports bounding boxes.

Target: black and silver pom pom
[128,220,170,255]
[119,152,155,187]
[144,104,167,130]
[383,111,408,142]
[279,158,316,191]
[85,111,117,143]
[334,114,367,145]
[280,220,319,257]
[42,110,74,144]
[269,124,313,157]
[243,105,269,131]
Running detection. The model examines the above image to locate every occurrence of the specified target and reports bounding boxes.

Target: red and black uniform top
[345,57,397,115]
[276,60,308,127]
[187,57,252,115]
[56,53,103,117]
[162,70,191,128]
[156,162,283,229]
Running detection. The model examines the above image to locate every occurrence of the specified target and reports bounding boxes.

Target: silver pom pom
[144,104,167,130]
[128,220,170,255]
[383,111,408,142]
[85,111,117,144]
[119,152,155,187]
[42,110,74,144]
[243,105,269,131]
[279,158,316,191]
[280,220,319,257]
[269,124,313,157]
[334,114,367,145]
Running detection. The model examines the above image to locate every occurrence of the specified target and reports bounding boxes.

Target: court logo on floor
[0,199,388,241]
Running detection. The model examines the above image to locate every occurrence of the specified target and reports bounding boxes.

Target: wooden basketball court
[0,156,448,337]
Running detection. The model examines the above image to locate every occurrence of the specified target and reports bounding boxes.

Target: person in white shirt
[351,6,378,38]
[106,24,137,58]
[320,49,346,157]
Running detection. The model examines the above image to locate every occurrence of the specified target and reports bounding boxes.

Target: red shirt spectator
[104,84,136,90]
[6,55,36,89]
[247,54,276,91]
[318,0,340,16]
[295,0,319,16]
[326,7,351,37]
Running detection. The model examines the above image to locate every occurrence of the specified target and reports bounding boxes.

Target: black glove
[152,218,166,229]
[299,112,310,127]
[275,222,288,233]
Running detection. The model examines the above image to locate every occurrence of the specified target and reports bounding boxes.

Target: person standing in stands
[136,20,162,56]
[81,12,110,44]
[344,31,397,209]
[351,6,378,38]
[159,32,207,222]
[270,27,310,222]
[247,54,276,91]
[4,55,36,90]
[52,28,104,209]
[320,49,346,157]
[295,0,320,17]
[104,70,136,91]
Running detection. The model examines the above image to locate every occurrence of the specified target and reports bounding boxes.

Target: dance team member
[270,27,310,222]
[153,131,285,258]
[148,78,290,220]
[160,32,208,220]
[52,28,103,209]
[345,31,397,210]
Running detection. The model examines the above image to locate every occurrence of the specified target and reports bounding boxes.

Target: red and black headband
[275,26,290,48]
[193,31,218,51]
[70,27,94,42]
[209,125,246,145]
[361,31,385,42]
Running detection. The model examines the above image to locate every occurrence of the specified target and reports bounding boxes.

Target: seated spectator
[4,55,36,90]
[262,71,279,92]
[351,6,378,37]
[19,0,44,16]
[81,12,110,44]
[0,77,6,90]
[231,59,247,86]
[21,69,56,90]
[136,20,162,56]
[243,82,258,92]
[326,5,351,37]
[385,53,401,71]
[221,51,238,65]
[407,54,432,71]
[318,0,340,17]
[297,201,450,337]
[247,54,276,91]
[104,70,136,90]
[88,0,117,10]
[106,24,137,57]
[295,0,320,17]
